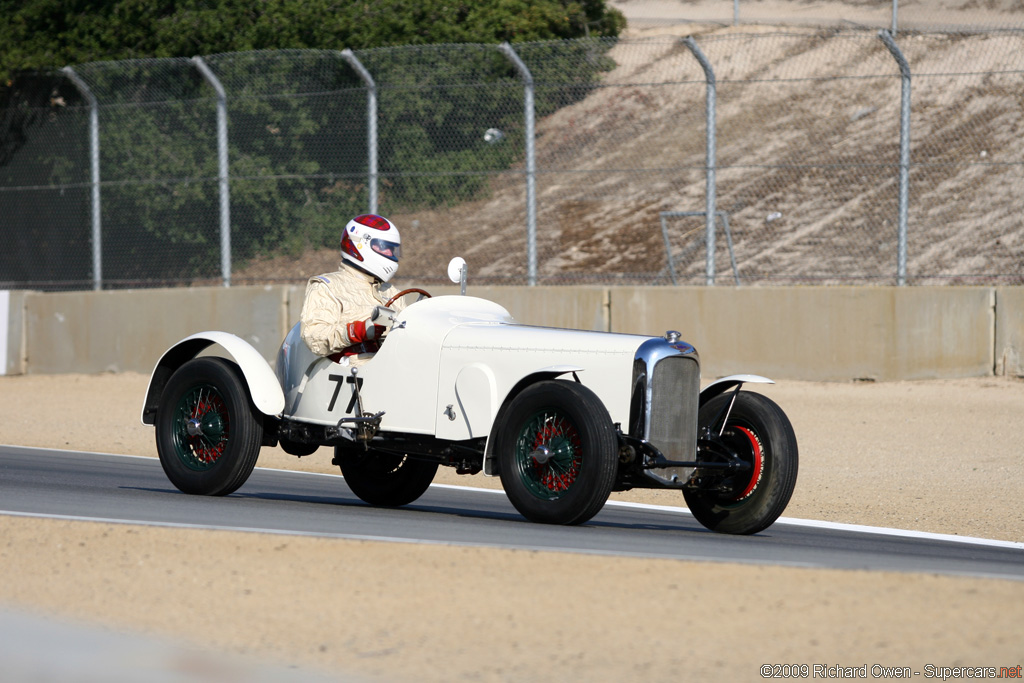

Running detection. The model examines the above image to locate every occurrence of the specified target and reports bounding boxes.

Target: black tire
[496,380,618,525]
[683,391,798,535]
[335,448,438,507]
[155,357,263,496]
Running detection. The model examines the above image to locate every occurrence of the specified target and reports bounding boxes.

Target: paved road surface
[3,446,1022,580]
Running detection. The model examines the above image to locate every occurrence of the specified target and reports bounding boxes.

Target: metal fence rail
[1,27,1023,290]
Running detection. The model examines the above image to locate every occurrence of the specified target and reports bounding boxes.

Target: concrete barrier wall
[4,284,1021,380]
[609,287,996,381]
[23,286,287,375]
[996,287,1024,377]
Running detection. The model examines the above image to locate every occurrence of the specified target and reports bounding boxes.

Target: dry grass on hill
[238,16,1024,286]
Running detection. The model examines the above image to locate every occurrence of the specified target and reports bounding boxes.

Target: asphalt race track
[2,446,1022,580]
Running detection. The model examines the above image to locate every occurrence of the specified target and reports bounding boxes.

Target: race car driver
[299,214,409,365]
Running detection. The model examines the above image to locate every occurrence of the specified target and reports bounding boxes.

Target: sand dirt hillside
[238,1,1024,286]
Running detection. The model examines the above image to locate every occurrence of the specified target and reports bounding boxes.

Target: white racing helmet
[340,214,401,282]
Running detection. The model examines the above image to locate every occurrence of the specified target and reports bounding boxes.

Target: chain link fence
[2,26,1023,289]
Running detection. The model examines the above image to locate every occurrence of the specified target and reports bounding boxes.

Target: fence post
[498,42,537,286]
[892,0,899,34]
[62,67,102,291]
[682,37,718,286]
[192,56,232,287]
[340,50,378,215]
[879,30,910,286]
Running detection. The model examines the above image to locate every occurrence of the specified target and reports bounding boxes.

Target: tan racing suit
[299,264,408,366]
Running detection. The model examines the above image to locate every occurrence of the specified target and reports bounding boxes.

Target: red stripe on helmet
[354,214,391,231]
[340,233,363,261]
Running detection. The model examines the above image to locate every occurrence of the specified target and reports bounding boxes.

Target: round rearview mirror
[447,257,467,284]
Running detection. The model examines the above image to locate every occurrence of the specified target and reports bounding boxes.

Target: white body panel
[276,295,650,439]
[279,296,512,433]
[435,323,648,440]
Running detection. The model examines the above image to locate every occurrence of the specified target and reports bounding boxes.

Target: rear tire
[155,357,263,496]
[335,448,438,507]
[496,380,618,525]
[683,391,797,535]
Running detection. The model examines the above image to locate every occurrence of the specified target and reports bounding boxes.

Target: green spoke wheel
[169,384,230,471]
[155,357,263,496]
[512,409,584,500]
[497,380,617,526]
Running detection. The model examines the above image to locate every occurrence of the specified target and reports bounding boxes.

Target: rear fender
[699,374,774,408]
[141,331,285,425]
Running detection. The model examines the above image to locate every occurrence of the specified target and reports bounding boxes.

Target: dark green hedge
[0,2,624,286]
[0,0,624,80]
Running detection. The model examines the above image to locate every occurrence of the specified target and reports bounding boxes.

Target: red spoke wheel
[683,391,798,535]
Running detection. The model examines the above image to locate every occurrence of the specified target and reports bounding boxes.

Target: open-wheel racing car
[141,260,798,535]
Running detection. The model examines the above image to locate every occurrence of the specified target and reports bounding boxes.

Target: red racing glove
[346,306,395,343]
[346,318,386,343]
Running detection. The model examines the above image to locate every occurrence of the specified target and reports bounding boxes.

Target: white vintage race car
[141,264,798,534]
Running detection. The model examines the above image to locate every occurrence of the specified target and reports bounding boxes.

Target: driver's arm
[299,279,378,356]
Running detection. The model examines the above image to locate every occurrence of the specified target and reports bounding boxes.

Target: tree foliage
[0,0,624,79]
[0,1,624,286]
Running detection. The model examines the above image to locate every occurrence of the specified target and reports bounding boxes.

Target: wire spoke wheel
[497,380,617,526]
[513,410,583,500]
[155,357,263,496]
[169,384,230,471]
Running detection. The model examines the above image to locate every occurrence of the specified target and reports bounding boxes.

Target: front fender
[141,331,285,425]
[699,374,774,407]
[479,365,585,476]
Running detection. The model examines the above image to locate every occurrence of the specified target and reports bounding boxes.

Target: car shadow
[120,485,349,509]
[121,484,728,536]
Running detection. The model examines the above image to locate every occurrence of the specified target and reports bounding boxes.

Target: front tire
[335,448,438,507]
[683,391,798,535]
[155,357,263,496]
[496,380,618,525]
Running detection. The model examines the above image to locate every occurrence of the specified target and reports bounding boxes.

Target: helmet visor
[371,238,401,262]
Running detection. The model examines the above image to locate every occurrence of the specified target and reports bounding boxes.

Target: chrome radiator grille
[646,356,700,485]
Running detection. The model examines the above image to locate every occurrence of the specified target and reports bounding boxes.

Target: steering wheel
[385,288,432,308]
